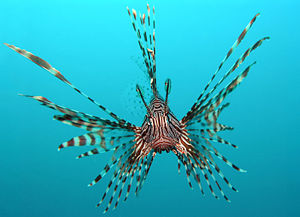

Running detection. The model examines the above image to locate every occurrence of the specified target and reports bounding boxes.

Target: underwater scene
[1,0,299,217]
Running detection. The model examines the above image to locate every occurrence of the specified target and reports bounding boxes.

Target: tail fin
[127,4,157,96]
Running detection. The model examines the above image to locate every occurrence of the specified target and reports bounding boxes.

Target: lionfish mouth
[152,137,176,153]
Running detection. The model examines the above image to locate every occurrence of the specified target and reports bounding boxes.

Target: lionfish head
[136,80,188,155]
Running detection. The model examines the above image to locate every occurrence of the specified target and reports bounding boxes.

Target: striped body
[137,97,183,154]
[6,4,269,213]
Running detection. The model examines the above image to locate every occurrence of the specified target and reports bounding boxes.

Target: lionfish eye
[146,113,152,122]
[165,113,171,124]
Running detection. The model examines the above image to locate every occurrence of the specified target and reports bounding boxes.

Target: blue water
[1,0,299,217]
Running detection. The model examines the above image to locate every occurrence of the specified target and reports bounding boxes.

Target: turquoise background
[1,0,299,217]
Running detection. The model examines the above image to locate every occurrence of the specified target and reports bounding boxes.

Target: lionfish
[6,4,269,213]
